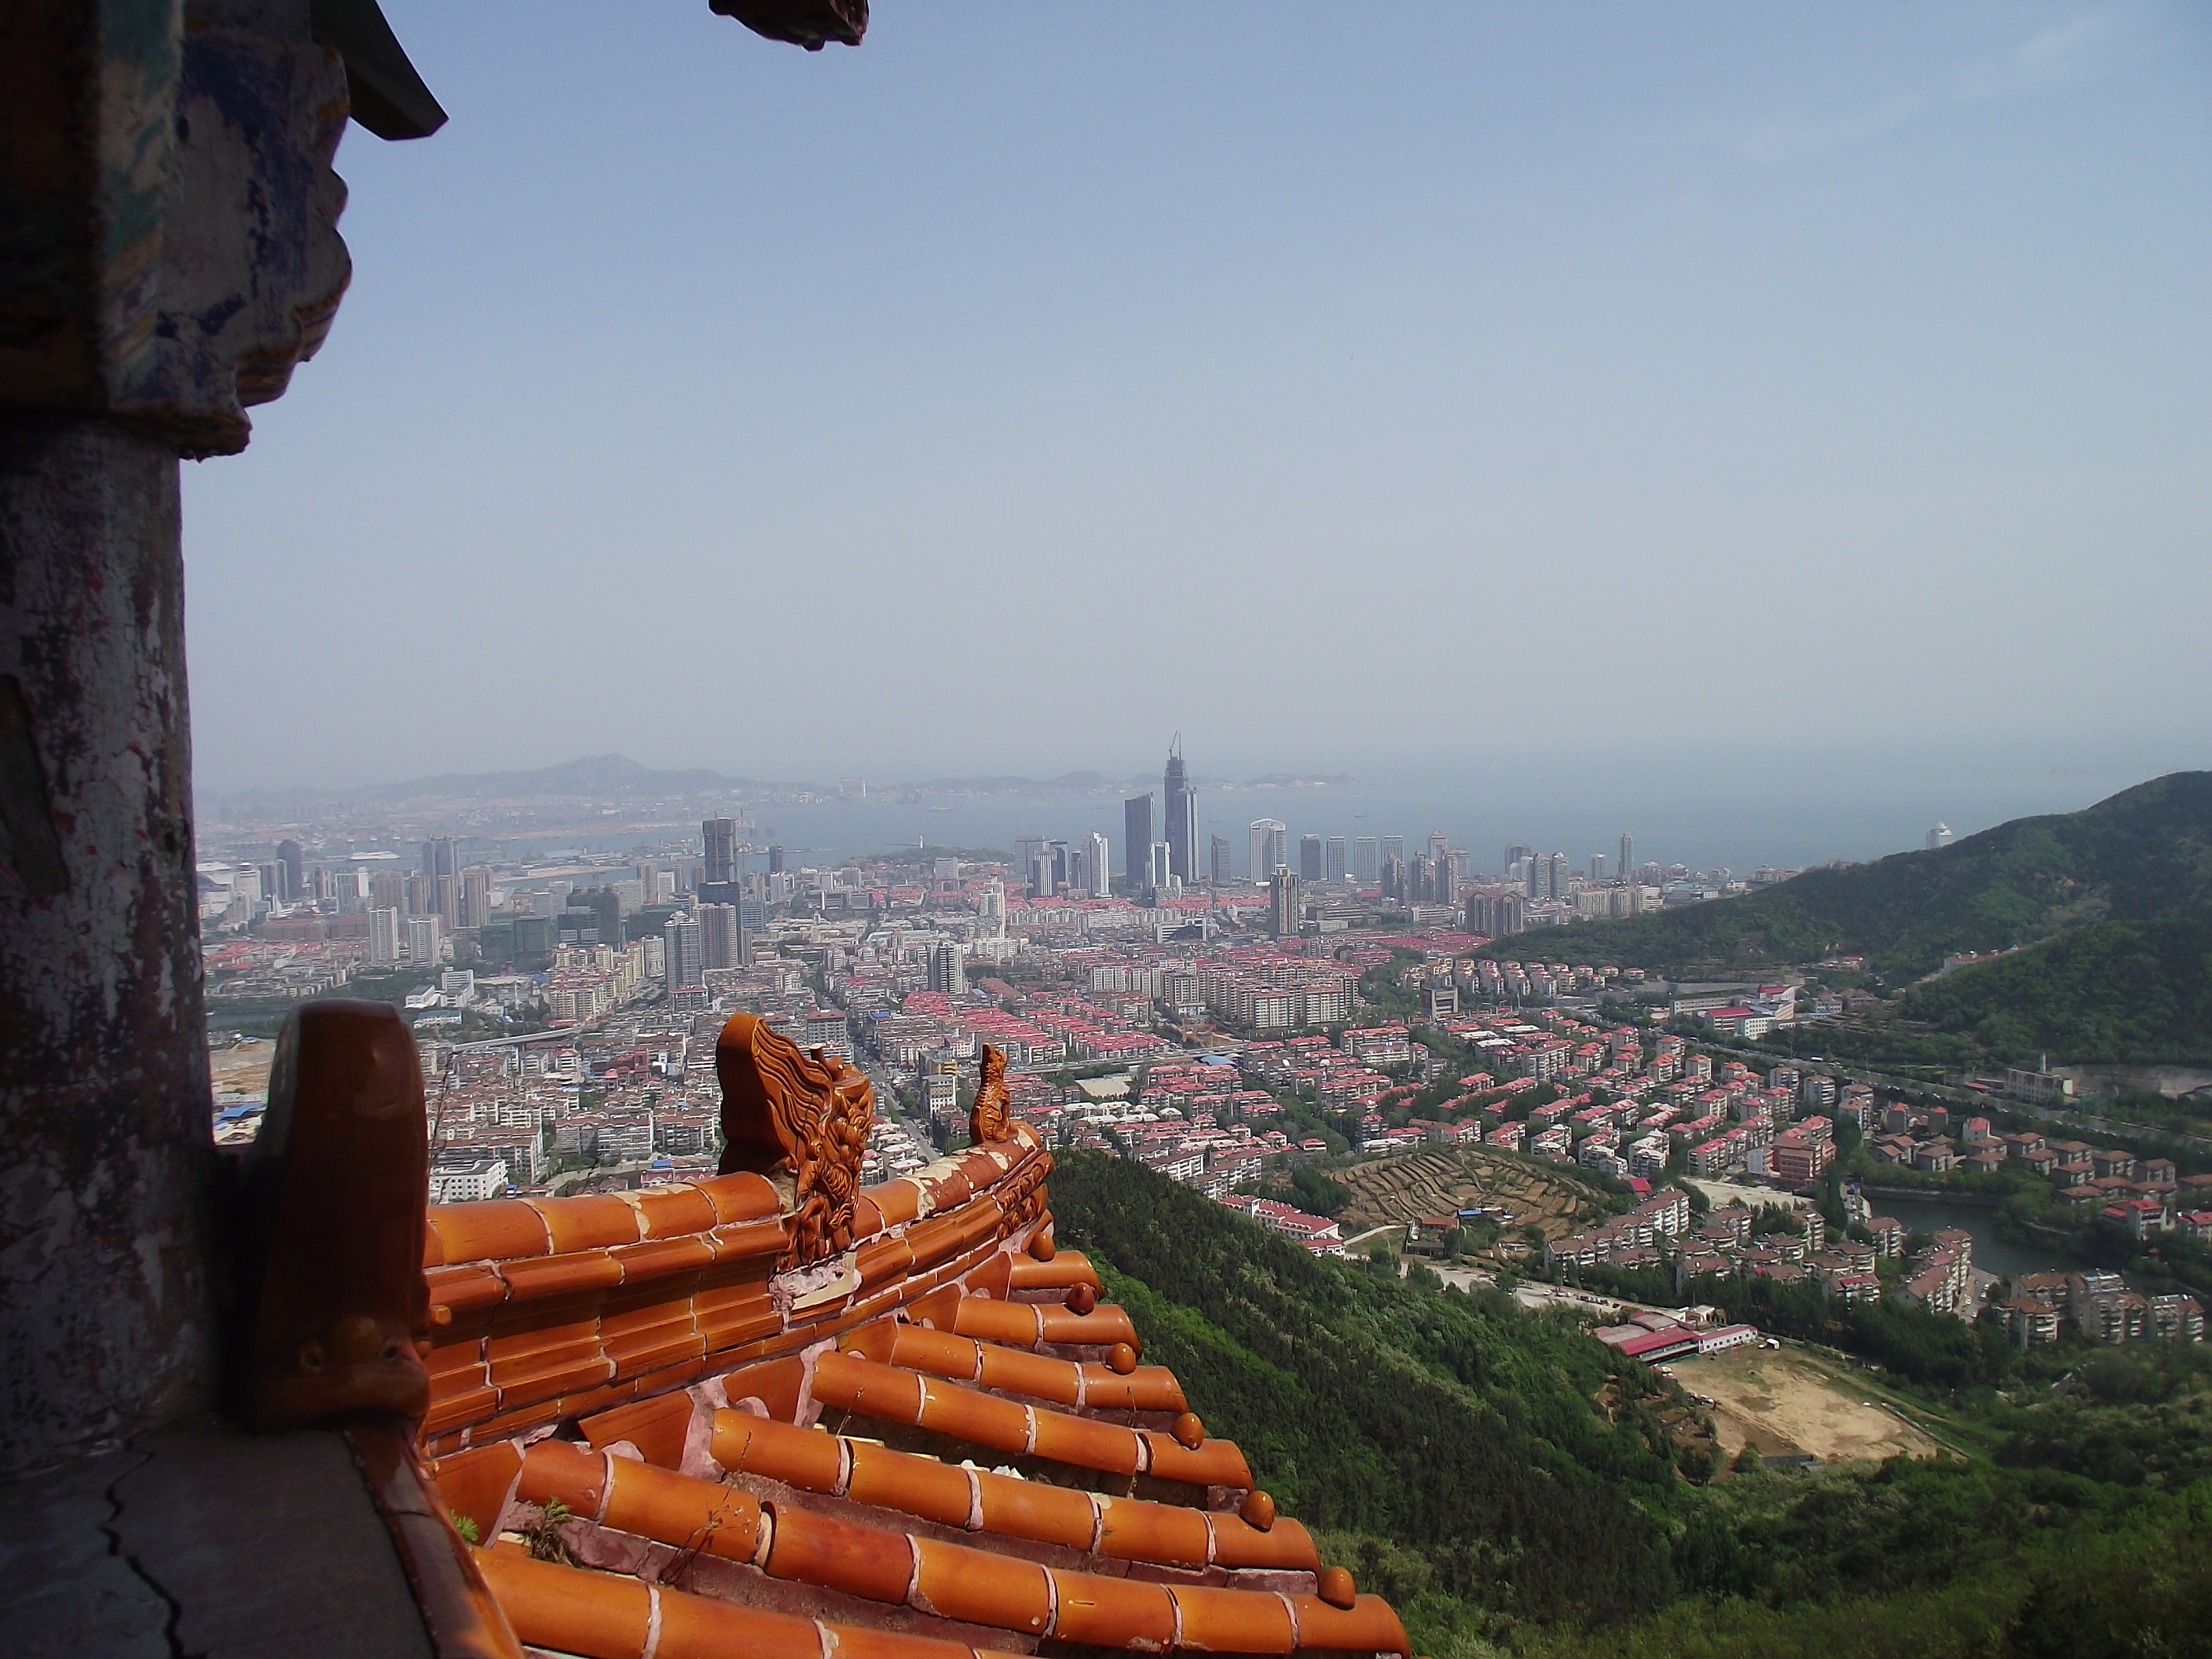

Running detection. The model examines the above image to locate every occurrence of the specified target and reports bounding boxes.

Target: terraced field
[1336,1148,1618,1245]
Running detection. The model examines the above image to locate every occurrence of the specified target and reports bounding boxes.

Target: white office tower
[1927,823,1953,850]
[1085,831,1111,898]
[1249,819,1287,881]
[1354,837,1379,885]
[978,878,1006,938]
[368,906,402,964]
[1325,836,1348,883]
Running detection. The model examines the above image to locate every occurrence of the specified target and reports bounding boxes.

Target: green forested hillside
[1049,1153,2212,1658]
[1477,771,2212,983]
[1896,914,2212,1066]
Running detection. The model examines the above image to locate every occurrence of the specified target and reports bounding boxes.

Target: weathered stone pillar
[0,417,208,1473]
[0,0,362,1477]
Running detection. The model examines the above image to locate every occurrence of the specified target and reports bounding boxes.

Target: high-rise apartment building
[1210,835,1232,887]
[368,906,401,964]
[1382,835,1404,867]
[1148,840,1173,894]
[928,942,966,996]
[1618,833,1635,883]
[1465,888,1525,937]
[663,915,703,989]
[404,871,430,917]
[460,866,493,928]
[1549,851,1570,902]
[1268,868,1301,939]
[1083,831,1111,899]
[405,914,442,965]
[369,870,404,914]
[1588,854,1608,883]
[1249,819,1287,881]
[701,818,738,885]
[1428,831,1450,868]
[698,903,742,971]
[1298,835,1323,882]
[423,836,456,889]
[1123,795,1152,889]
[1353,837,1379,885]
[436,873,459,930]
[1324,836,1347,883]
[1381,854,1404,901]
[1163,740,1198,883]
[1505,843,1533,876]
[767,845,785,875]
[977,877,1005,938]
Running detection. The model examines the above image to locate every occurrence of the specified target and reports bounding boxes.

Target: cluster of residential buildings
[1999,1271,2204,1350]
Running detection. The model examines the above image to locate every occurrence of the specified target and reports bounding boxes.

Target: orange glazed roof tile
[203,994,1408,1657]
[419,1126,1408,1657]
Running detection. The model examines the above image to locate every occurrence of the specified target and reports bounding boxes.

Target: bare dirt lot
[210,1037,276,1105]
[1668,1344,1941,1465]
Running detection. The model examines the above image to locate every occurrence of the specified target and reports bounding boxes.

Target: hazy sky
[183,2,2210,797]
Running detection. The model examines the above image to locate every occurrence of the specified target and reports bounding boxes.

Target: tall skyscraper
[702,818,738,884]
[977,877,1005,937]
[1083,831,1111,898]
[1588,854,1608,882]
[1268,868,1301,939]
[435,873,459,930]
[1249,819,1287,881]
[1298,835,1323,882]
[1618,833,1634,883]
[767,844,785,875]
[369,870,404,913]
[1324,836,1347,883]
[274,839,302,904]
[1148,840,1173,894]
[1123,794,1152,888]
[1549,851,1570,901]
[1381,854,1404,901]
[1428,831,1450,867]
[1210,834,1233,886]
[1163,739,1198,882]
[1506,843,1533,875]
[1382,835,1404,868]
[1353,837,1379,885]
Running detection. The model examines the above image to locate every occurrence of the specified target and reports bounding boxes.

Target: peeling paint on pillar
[0,417,213,1477]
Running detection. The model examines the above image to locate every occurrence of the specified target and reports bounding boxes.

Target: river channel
[1862,1193,2089,1280]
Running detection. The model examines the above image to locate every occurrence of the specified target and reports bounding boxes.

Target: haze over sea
[480,742,2178,877]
